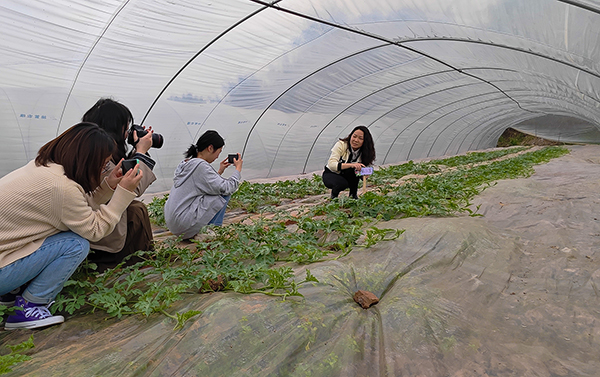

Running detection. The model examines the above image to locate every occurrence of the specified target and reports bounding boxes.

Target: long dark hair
[185,130,225,158]
[82,98,133,163]
[36,123,115,193]
[340,125,375,166]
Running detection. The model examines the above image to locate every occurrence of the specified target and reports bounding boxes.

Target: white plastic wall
[1,0,599,192]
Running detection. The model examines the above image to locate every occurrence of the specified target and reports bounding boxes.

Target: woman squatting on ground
[82,98,158,272]
[0,123,142,330]
[322,125,376,199]
[165,130,243,240]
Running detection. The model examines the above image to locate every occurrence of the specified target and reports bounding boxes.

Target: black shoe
[0,286,24,306]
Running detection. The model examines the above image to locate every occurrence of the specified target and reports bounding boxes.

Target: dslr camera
[127,124,164,149]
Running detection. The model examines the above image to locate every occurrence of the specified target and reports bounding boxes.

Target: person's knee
[127,200,150,220]
[50,232,89,259]
[136,203,149,217]
[69,235,90,260]
[333,178,350,191]
[78,238,90,258]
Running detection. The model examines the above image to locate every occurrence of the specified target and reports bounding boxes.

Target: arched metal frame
[56,0,132,134]
[557,0,600,14]
[3,0,600,188]
[458,92,600,152]
[74,0,600,174]
[227,1,600,162]
[133,0,600,163]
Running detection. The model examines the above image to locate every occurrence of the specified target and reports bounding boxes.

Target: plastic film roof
[1,0,600,192]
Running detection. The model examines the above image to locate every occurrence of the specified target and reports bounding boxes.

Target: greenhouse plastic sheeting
[1,1,600,192]
[4,145,600,376]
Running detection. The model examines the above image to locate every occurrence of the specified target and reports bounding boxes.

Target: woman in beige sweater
[0,123,142,330]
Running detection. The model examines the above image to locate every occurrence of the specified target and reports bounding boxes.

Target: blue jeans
[208,195,231,226]
[0,232,89,304]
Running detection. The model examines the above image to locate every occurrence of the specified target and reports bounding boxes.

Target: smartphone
[359,167,373,176]
[122,159,139,175]
[228,154,238,163]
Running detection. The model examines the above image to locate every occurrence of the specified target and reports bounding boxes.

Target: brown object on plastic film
[353,289,379,309]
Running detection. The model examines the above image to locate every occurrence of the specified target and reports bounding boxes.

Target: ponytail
[184,144,198,159]
[185,130,225,159]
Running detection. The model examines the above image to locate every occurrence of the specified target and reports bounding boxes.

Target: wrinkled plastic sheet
[3,145,600,376]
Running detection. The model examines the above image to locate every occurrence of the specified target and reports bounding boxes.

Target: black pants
[322,168,359,198]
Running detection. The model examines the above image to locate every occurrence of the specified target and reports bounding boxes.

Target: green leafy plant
[164,309,202,331]
[229,174,327,212]
[0,335,34,375]
[54,146,569,331]
[3,145,573,376]
[0,304,19,318]
[360,227,406,248]
[146,194,168,227]
[54,230,325,327]
[431,147,528,167]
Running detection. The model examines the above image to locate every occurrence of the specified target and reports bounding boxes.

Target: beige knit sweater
[86,159,156,253]
[0,161,136,268]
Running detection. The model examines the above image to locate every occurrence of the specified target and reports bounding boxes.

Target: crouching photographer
[164,130,242,240]
[82,98,164,272]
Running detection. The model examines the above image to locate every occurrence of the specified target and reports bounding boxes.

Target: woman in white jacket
[165,130,243,239]
[322,125,376,199]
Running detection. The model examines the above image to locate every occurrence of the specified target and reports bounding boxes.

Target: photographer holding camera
[164,130,242,239]
[322,125,375,199]
[81,98,161,271]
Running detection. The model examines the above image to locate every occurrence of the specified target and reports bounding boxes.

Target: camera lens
[152,133,164,149]
[128,124,164,149]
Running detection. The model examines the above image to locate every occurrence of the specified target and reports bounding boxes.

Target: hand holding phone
[122,159,139,175]
[228,154,239,164]
[119,160,143,192]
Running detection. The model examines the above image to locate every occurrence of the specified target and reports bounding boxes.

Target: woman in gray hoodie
[164,130,242,239]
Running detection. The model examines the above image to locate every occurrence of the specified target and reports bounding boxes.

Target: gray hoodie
[164,158,241,239]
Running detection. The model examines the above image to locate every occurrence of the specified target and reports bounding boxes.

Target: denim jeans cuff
[22,289,50,305]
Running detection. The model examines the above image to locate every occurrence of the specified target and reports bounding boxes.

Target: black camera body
[128,124,164,149]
